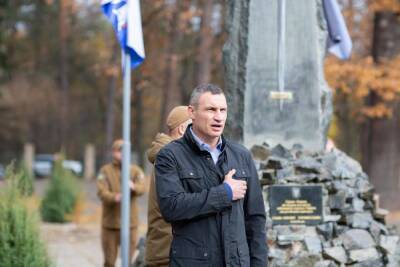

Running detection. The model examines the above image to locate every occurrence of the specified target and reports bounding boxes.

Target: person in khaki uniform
[145,106,191,267]
[97,139,146,267]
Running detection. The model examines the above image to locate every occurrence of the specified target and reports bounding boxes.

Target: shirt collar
[190,127,223,152]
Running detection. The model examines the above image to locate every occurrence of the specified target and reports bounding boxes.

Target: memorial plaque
[269,185,323,225]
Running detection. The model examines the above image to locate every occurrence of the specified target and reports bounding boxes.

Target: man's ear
[178,124,185,136]
[188,105,195,120]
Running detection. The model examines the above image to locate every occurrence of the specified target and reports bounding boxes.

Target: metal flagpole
[121,51,131,267]
[277,0,286,111]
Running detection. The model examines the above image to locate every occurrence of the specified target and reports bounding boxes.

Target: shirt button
[204,252,208,257]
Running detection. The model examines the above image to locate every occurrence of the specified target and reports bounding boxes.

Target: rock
[331,150,363,180]
[260,178,273,186]
[313,260,337,267]
[262,169,275,179]
[369,220,389,242]
[333,224,346,237]
[261,169,276,186]
[278,234,305,245]
[351,259,384,267]
[275,225,304,235]
[290,241,305,258]
[323,246,347,264]
[328,191,347,210]
[288,252,321,267]
[266,156,287,169]
[271,144,294,159]
[331,181,357,199]
[304,226,320,237]
[269,258,288,267]
[267,228,278,242]
[304,236,323,254]
[348,247,380,262]
[269,247,288,260]
[254,142,400,264]
[294,158,323,174]
[291,143,304,151]
[340,229,376,250]
[352,198,365,212]
[276,167,295,180]
[346,212,373,229]
[331,237,343,247]
[276,226,308,245]
[285,173,319,183]
[386,254,400,267]
[322,241,332,249]
[356,179,374,199]
[250,145,270,160]
[379,235,399,255]
[317,223,334,240]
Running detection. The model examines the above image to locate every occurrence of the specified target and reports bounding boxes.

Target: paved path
[37,179,149,267]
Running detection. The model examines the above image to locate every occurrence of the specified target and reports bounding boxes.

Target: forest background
[1,0,400,208]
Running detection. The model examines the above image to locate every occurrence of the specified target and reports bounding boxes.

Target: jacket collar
[183,124,226,154]
[112,159,121,168]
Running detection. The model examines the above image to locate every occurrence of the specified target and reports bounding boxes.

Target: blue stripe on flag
[102,0,145,69]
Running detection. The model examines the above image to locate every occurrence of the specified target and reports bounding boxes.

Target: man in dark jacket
[155,84,268,266]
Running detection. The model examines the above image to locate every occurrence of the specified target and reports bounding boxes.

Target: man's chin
[209,130,223,137]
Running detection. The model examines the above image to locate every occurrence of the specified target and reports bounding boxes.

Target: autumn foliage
[325,55,400,120]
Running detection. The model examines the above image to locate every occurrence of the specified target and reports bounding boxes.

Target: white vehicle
[34,154,83,177]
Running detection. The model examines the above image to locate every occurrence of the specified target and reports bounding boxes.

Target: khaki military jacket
[145,133,173,266]
[97,161,146,229]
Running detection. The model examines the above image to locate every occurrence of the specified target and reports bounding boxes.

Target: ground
[11,177,400,266]
[35,178,149,267]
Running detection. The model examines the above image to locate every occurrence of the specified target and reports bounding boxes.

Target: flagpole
[121,51,131,267]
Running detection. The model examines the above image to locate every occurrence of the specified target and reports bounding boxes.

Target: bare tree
[362,11,400,209]
[58,0,70,150]
[193,0,214,85]
[159,2,183,132]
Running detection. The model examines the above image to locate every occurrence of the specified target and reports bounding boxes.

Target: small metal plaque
[269,91,294,101]
[269,185,323,225]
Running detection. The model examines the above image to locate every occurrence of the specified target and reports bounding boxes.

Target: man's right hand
[224,169,247,201]
[114,193,122,202]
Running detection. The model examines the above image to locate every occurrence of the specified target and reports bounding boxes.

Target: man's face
[112,149,122,162]
[189,92,227,143]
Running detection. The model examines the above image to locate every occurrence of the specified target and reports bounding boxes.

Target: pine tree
[0,165,51,267]
[40,159,79,223]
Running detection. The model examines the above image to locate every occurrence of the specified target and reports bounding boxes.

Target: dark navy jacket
[155,127,268,267]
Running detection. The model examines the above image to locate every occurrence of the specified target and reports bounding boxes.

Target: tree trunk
[159,3,182,132]
[58,0,70,151]
[193,0,214,85]
[362,11,400,210]
[104,44,119,164]
[133,77,144,167]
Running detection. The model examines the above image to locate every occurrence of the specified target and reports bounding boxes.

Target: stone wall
[251,144,400,266]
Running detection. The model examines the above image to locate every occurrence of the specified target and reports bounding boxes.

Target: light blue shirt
[190,127,223,164]
[190,127,232,200]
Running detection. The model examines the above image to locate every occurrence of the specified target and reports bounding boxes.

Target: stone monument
[223,0,400,266]
[223,0,332,151]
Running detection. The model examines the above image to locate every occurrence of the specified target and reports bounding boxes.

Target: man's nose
[214,110,224,121]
